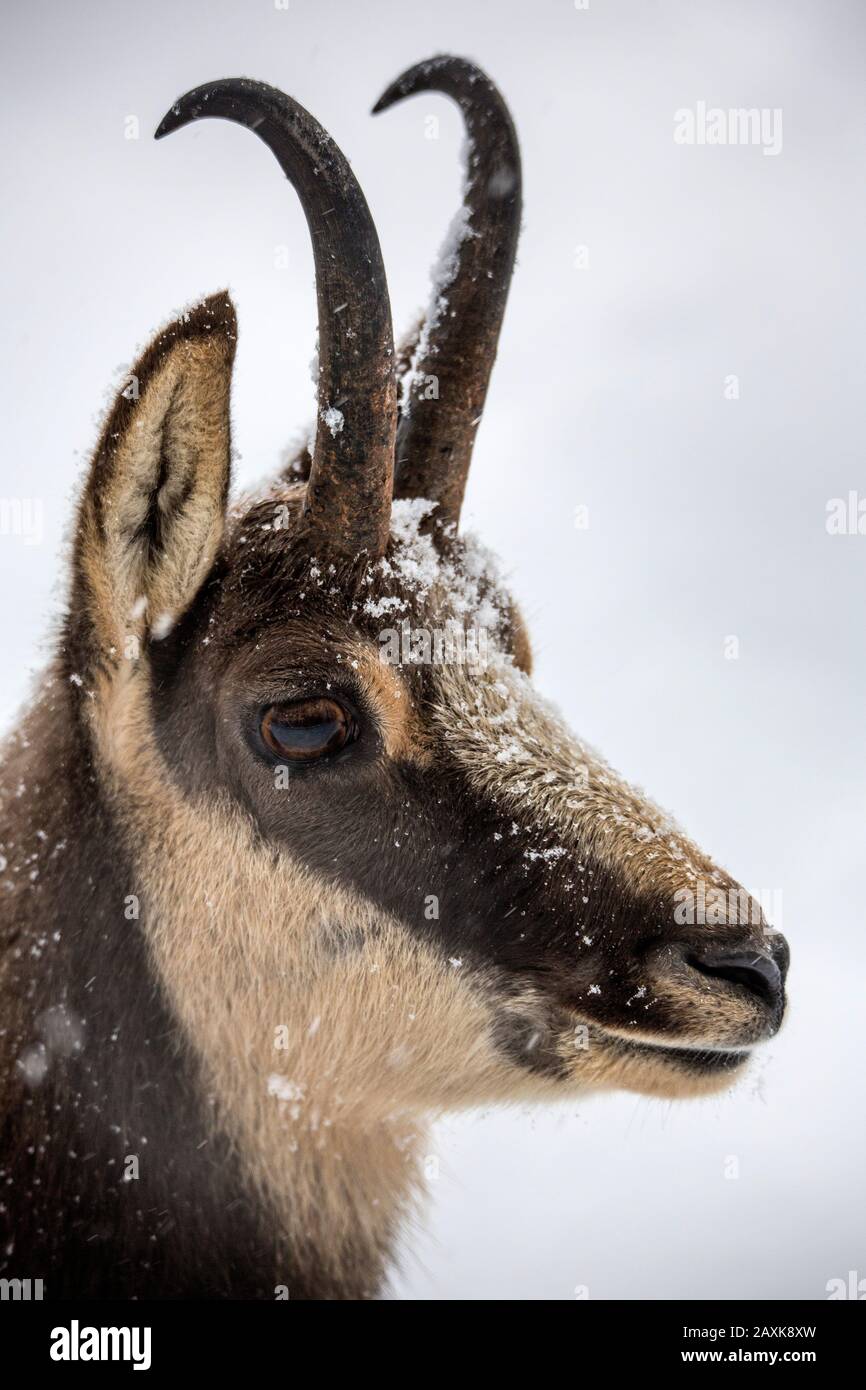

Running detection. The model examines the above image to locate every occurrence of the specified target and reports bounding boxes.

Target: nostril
[686,949,783,1007]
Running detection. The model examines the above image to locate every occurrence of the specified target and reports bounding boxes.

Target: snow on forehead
[360,498,507,627]
[434,638,717,878]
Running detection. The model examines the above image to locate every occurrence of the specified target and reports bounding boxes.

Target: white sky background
[1,0,864,1299]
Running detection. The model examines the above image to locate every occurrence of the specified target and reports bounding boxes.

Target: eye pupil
[260,698,355,762]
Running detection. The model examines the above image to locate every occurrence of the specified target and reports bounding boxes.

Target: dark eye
[260,698,357,763]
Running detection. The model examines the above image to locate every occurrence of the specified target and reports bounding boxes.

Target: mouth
[619,1038,751,1075]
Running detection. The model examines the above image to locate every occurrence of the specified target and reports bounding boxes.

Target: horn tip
[370,86,399,116]
[154,105,186,140]
[372,56,504,128]
[371,57,447,115]
[154,82,220,139]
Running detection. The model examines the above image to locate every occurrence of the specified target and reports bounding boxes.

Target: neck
[0,679,421,1298]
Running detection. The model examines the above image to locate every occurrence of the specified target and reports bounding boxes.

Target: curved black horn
[156,79,397,562]
[373,56,521,531]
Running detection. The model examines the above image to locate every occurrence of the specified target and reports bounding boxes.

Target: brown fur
[0,236,787,1300]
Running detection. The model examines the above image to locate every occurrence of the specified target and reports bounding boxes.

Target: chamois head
[68,57,788,1172]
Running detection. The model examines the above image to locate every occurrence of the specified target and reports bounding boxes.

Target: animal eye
[260,698,357,763]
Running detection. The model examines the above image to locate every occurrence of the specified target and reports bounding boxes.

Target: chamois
[0,57,788,1300]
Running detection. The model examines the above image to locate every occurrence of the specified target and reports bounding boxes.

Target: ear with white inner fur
[73,292,236,662]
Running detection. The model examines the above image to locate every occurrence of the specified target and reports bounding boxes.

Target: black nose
[687,943,786,1009]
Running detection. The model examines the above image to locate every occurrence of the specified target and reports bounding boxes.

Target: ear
[74,293,236,659]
